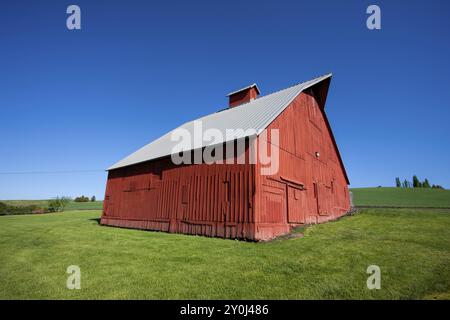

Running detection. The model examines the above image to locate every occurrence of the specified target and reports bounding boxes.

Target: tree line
[395,176,444,189]
[74,195,96,202]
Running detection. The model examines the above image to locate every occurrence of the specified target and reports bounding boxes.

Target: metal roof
[226,83,260,96]
[108,73,332,170]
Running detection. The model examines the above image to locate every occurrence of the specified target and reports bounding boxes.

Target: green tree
[423,179,431,188]
[403,179,408,188]
[395,177,401,188]
[48,197,70,212]
[413,175,420,188]
[74,195,90,202]
[91,196,96,202]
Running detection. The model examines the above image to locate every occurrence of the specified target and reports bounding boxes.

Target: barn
[101,73,351,241]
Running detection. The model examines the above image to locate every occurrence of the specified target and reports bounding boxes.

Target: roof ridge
[257,72,332,99]
[215,72,332,114]
[226,83,260,97]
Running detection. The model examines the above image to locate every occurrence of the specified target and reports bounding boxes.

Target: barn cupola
[226,83,260,108]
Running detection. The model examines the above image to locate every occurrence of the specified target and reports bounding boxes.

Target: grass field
[0,208,449,299]
[0,200,103,211]
[350,187,450,208]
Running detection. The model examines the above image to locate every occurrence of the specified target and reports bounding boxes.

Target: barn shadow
[90,218,101,224]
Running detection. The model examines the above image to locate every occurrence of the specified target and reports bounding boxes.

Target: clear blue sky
[1,0,449,199]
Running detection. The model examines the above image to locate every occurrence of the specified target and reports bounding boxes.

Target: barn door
[312,160,327,215]
[179,183,189,221]
[314,182,330,216]
[287,186,307,224]
[103,195,111,216]
[313,182,320,215]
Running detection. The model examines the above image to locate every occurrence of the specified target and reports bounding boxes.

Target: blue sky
[1,0,449,199]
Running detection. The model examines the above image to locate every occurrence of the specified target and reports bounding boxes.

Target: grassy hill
[350,187,450,208]
[0,208,449,299]
[0,200,103,211]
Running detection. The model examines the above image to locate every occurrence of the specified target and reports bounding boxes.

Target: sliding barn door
[287,186,307,224]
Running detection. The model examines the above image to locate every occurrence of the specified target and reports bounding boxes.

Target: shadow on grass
[89,218,101,224]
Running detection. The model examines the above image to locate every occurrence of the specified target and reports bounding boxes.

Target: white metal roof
[108,73,332,170]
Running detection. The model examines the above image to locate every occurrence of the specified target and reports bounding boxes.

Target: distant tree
[395,177,401,188]
[0,202,8,215]
[402,179,412,188]
[48,197,70,212]
[432,185,444,189]
[418,181,423,188]
[91,196,96,202]
[423,179,431,188]
[412,175,420,188]
[74,195,90,202]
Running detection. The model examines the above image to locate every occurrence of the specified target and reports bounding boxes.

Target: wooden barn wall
[254,89,350,240]
[101,148,256,240]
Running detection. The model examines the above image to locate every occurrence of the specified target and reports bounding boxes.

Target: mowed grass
[65,201,103,211]
[0,208,449,299]
[350,187,450,208]
[0,200,103,211]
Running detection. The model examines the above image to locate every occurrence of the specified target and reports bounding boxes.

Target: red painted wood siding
[102,150,256,239]
[253,89,350,239]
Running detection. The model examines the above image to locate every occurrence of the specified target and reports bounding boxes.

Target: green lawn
[65,201,103,211]
[0,200,103,211]
[1,208,449,299]
[350,187,450,208]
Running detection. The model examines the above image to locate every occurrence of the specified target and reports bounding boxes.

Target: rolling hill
[350,187,450,208]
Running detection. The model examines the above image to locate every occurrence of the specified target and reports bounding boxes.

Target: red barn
[101,73,350,240]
